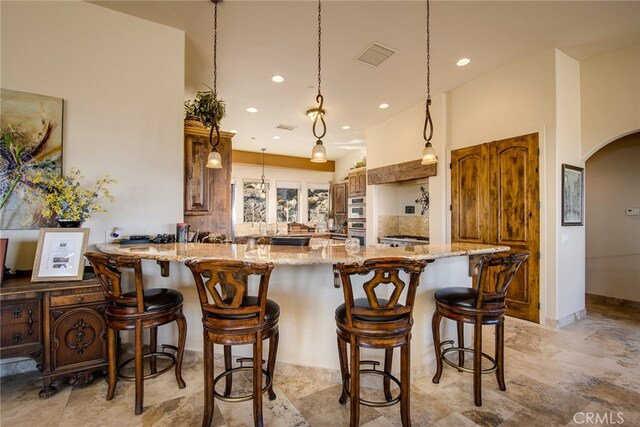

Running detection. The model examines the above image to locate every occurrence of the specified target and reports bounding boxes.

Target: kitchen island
[96,241,508,377]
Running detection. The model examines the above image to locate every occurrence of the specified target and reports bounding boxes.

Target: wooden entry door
[451,133,540,322]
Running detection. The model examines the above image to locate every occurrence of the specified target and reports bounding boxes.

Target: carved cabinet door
[49,303,107,372]
[451,133,540,322]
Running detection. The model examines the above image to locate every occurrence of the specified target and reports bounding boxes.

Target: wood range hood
[367,159,437,185]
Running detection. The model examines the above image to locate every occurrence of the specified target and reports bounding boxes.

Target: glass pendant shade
[206,149,222,168]
[310,140,327,163]
[421,142,437,165]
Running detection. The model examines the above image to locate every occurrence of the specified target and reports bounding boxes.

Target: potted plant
[184,84,226,129]
[32,168,117,227]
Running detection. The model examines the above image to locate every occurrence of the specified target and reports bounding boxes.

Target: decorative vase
[57,219,84,228]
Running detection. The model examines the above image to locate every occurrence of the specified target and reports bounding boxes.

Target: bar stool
[334,257,429,427]
[431,252,529,406]
[185,259,279,427]
[84,252,187,415]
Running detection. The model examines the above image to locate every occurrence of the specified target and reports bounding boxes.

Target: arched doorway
[584,131,640,304]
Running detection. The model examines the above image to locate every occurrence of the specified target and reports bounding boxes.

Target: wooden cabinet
[184,124,234,237]
[347,167,366,197]
[331,181,347,215]
[0,275,107,397]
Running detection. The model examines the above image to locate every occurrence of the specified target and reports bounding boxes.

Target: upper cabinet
[331,180,348,216]
[347,167,366,197]
[184,124,234,236]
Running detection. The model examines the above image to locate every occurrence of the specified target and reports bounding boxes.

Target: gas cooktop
[382,235,428,241]
[378,235,430,247]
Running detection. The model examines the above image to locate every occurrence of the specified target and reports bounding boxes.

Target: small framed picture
[32,228,89,282]
[561,164,584,226]
[1,238,8,284]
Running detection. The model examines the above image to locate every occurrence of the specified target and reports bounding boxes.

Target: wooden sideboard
[0,273,108,397]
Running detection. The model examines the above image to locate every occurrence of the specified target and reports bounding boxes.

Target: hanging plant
[184,84,226,128]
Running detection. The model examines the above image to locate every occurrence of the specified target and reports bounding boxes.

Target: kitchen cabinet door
[184,124,234,236]
[332,181,347,215]
[451,133,540,323]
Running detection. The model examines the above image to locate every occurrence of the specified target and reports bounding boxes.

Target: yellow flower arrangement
[32,168,117,222]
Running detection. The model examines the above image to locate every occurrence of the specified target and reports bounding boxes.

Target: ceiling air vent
[276,123,296,131]
[355,42,397,68]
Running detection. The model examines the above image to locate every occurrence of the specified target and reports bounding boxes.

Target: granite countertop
[96,241,509,265]
[238,231,347,239]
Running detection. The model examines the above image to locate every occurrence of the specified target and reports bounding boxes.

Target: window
[308,186,329,223]
[243,180,267,223]
[276,183,299,223]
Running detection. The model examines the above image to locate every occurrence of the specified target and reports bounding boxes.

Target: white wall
[554,51,585,321]
[232,163,333,230]
[585,133,640,302]
[581,45,640,158]
[1,1,185,271]
[333,148,365,183]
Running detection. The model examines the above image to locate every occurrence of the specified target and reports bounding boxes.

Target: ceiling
[91,1,640,160]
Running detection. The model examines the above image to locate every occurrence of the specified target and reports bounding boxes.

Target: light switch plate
[625,208,640,216]
[405,206,415,214]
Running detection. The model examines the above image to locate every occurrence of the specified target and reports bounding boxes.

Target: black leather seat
[118,288,184,311]
[335,298,404,322]
[433,287,477,308]
[209,297,280,321]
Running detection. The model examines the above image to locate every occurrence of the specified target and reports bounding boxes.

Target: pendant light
[206,0,223,169]
[421,0,437,166]
[260,148,267,199]
[310,0,327,163]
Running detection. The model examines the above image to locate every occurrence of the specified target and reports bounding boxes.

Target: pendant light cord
[423,0,434,144]
[210,0,221,149]
[312,0,326,141]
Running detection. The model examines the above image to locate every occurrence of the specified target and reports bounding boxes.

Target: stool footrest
[117,344,178,382]
[440,340,497,374]
[343,367,402,408]
[236,357,266,368]
[213,366,272,402]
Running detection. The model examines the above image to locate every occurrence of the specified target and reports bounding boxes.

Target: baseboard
[586,293,640,310]
[546,308,587,329]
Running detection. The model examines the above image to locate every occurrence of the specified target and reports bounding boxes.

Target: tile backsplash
[378,215,429,237]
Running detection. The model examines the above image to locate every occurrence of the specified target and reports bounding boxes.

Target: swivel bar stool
[84,252,187,415]
[335,257,429,427]
[431,252,529,406]
[185,259,279,427]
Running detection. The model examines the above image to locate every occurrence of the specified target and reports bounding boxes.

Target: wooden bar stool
[431,252,529,406]
[185,259,279,427]
[83,252,187,415]
[335,257,429,427]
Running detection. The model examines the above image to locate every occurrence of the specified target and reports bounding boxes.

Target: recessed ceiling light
[456,58,471,67]
[246,107,258,113]
[378,103,389,109]
[229,129,238,134]
[272,136,280,140]
[342,125,351,130]
[271,75,285,83]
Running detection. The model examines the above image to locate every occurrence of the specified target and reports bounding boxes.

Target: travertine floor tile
[1,298,638,427]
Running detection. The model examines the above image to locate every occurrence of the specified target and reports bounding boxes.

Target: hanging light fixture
[260,148,267,199]
[310,0,327,163]
[421,0,437,166]
[206,0,223,169]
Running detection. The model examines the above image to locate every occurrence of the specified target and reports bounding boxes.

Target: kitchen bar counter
[96,241,508,265]
[94,241,509,374]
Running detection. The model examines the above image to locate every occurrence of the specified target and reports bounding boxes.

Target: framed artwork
[562,164,584,226]
[0,88,63,230]
[32,228,89,282]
